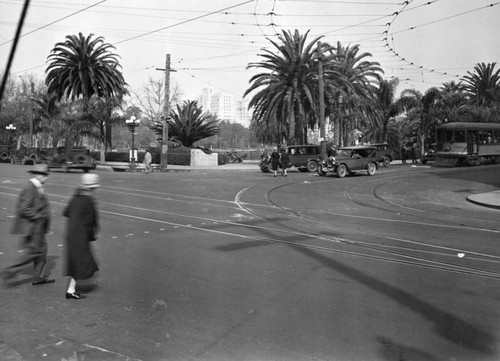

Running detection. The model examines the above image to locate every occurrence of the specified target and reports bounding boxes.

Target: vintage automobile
[317,145,378,178]
[369,143,394,167]
[46,146,96,172]
[259,145,320,173]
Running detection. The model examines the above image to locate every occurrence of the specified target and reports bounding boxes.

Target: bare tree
[131,76,182,128]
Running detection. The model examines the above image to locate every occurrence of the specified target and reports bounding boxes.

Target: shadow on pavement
[294,246,498,357]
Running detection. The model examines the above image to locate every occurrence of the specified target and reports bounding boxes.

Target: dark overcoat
[280,151,290,169]
[270,151,280,171]
[12,180,50,237]
[63,189,99,280]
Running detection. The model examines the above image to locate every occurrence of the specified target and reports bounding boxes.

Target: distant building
[198,87,251,127]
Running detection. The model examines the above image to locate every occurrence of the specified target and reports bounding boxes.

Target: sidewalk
[95,160,260,172]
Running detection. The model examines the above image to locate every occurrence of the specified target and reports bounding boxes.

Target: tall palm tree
[245,29,322,145]
[323,41,383,146]
[45,33,128,157]
[46,33,128,101]
[154,100,219,147]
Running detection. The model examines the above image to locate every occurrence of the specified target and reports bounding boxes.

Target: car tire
[0,152,9,161]
[367,162,377,176]
[337,164,347,178]
[260,164,270,173]
[306,160,318,172]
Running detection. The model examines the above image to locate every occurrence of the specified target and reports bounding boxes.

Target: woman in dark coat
[270,148,280,177]
[63,173,100,299]
[279,148,290,176]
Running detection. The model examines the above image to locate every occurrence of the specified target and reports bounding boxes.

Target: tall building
[198,87,251,126]
[210,92,235,121]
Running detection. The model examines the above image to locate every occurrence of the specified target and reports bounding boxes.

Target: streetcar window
[478,131,490,144]
[444,130,454,142]
[455,130,466,142]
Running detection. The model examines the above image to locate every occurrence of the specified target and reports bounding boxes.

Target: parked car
[259,145,320,173]
[10,147,41,165]
[46,146,96,172]
[368,143,393,167]
[317,145,378,178]
[420,143,436,164]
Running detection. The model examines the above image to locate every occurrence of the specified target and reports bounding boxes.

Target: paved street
[1,162,499,361]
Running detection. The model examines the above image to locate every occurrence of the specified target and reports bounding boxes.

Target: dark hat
[28,164,49,176]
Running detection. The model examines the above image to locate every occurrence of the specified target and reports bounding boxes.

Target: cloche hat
[28,164,49,176]
[80,173,100,189]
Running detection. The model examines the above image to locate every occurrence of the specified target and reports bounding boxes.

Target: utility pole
[317,41,326,160]
[156,54,175,171]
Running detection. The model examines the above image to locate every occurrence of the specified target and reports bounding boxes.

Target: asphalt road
[1,163,499,361]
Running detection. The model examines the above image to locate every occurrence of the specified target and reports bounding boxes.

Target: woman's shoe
[65,292,86,299]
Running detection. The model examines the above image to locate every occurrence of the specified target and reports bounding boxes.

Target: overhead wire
[0,0,108,47]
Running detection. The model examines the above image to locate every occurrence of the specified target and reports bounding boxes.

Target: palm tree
[154,100,219,147]
[45,33,128,159]
[46,33,128,101]
[462,63,500,108]
[245,29,322,145]
[323,41,383,146]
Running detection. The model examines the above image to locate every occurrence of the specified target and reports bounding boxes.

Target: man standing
[2,164,55,286]
[144,150,152,174]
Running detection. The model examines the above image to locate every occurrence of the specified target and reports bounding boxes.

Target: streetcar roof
[438,122,500,131]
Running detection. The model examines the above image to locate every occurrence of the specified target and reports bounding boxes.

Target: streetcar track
[236,180,500,280]
[2,175,499,280]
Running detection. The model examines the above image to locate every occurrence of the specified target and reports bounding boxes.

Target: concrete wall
[190,149,218,166]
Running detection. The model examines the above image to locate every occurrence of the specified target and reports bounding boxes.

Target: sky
[1,0,499,103]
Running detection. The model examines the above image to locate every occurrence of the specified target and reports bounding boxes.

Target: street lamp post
[125,116,140,168]
[5,124,16,163]
[5,123,16,144]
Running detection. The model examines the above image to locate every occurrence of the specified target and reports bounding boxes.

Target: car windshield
[338,148,374,157]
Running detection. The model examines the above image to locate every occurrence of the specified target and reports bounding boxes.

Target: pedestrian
[270,147,280,177]
[62,173,100,300]
[280,148,290,176]
[2,164,55,286]
[401,145,407,165]
[410,144,418,164]
[144,150,152,174]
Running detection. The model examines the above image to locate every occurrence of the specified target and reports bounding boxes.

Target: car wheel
[367,162,377,176]
[260,165,270,173]
[306,160,318,172]
[337,164,347,178]
[381,156,390,167]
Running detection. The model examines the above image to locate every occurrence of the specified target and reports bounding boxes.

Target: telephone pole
[156,54,175,171]
[317,41,326,160]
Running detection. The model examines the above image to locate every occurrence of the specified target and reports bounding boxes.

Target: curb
[466,192,500,210]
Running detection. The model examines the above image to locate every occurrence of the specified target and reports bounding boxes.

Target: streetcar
[435,122,500,166]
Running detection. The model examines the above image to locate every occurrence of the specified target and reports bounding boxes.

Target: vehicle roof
[438,122,500,130]
[339,145,376,150]
[285,144,319,148]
